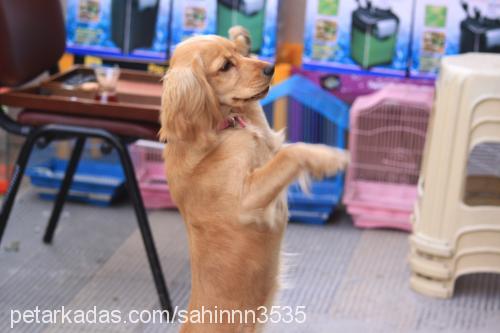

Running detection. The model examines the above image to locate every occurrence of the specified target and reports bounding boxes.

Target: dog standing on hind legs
[159,28,348,333]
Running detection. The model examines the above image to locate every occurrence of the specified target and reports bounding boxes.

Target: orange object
[272,63,291,84]
[0,164,8,194]
[58,53,74,72]
[0,179,7,194]
[277,43,304,67]
[270,64,292,131]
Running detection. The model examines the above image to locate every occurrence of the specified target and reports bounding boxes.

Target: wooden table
[0,66,163,123]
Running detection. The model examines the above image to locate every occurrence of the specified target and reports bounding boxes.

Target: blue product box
[170,0,217,52]
[260,0,280,59]
[303,0,414,77]
[129,0,172,61]
[67,0,123,56]
[170,0,279,59]
[66,0,171,61]
[411,0,500,79]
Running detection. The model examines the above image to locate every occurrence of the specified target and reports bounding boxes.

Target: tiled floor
[1,188,500,333]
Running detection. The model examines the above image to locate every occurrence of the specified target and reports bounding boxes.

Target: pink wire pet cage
[344,84,434,231]
[130,140,176,209]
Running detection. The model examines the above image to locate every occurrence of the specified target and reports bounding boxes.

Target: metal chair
[0,0,172,313]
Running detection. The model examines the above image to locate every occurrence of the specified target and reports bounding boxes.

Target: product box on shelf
[411,0,500,78]
[303,0,414,77]
[129,0,172,60]
[66,0,123,56]
[170,0,217,51]
[66,0,171,61]
[171,0,279,59]
[216,0,280,59]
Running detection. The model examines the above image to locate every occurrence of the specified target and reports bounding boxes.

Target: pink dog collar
[218,115,247,131]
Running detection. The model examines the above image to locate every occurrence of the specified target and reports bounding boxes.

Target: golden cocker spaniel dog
[159,31,347,333]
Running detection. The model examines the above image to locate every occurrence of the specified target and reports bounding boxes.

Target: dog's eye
[220,60,233,72]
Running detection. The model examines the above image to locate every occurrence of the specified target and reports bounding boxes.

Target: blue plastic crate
[288,178,343,224]
[26,158,126,206]
[261,75,349,224]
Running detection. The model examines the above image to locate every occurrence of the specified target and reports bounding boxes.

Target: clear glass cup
[94,66,120,102]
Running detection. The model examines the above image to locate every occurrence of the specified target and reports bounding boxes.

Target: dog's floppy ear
[159,57,221,143]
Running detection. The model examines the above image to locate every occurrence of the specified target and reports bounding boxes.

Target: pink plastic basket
[344,84,434,231]
[130,140,176,209]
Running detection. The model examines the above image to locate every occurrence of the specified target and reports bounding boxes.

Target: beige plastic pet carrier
[409,53,500,299]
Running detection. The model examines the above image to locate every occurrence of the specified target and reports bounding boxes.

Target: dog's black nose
[263,65,275,77]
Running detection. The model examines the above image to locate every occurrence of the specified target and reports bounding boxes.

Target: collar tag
[218,115,247,131]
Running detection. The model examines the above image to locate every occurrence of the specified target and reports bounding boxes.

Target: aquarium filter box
[216,0,279,58]
[170,0,217,52]
[111,0,160,51]
[170,0,279,58]
[303,0,413,76]
[217,0,266,52]
[410,0,500,78]
[66,0,123,55]
[66,0,171,61]
[351,0,400,68]
[460,1,500,53]
[129,0,171,59]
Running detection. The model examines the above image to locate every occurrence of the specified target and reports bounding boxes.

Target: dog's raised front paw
[299,144,349,179]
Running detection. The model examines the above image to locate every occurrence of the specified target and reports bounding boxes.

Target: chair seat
[18,110,160,141]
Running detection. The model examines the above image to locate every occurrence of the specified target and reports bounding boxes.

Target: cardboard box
[170,0,217,52]
[67,0,123,56]
[411,0,500,78]
[216,0,280,59]
[129,0,171,61]
[303,0,414,77]
[170,0,279,59]
[66,0,171,61]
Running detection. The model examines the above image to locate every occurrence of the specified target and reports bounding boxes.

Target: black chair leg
[1,123,173,315]
[43,137,86,244]
[111,137,173,314]
[0,132,39,245]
